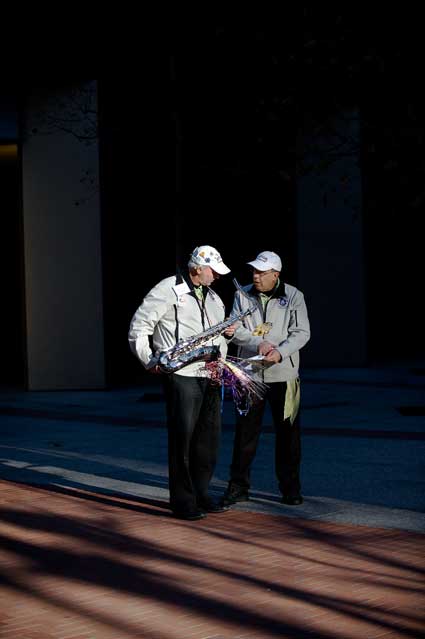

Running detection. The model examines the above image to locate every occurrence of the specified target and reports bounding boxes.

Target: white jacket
[128,274,228,377]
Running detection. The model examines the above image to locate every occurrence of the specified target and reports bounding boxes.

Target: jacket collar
[177,268,209,298]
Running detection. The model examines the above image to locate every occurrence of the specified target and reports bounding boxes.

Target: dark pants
[162,374,222,511]
[229,381,301,496]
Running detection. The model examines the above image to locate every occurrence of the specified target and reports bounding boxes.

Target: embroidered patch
[278,297,288,307]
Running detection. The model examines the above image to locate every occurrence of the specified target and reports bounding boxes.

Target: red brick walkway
[0,480,424,639]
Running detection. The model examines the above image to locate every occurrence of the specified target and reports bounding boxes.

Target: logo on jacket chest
[278,296,289,307]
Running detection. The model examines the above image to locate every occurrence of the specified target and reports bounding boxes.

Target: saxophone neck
[230,308,252,322]
[159,308,252,359]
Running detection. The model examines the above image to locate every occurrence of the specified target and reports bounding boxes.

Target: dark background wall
[98,78,176,386]
[168,16,425,367]
[98,50,298,386]
[0,92,25,387]
[96,15,425,386]
[2,12,425,389]
[362,88,425,363]
[0,144,24,386]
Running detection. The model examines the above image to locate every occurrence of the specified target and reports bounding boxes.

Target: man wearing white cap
[129,245,234,520]
[222,250,311,507]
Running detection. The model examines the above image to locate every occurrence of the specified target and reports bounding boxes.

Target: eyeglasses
[253,269,275,277]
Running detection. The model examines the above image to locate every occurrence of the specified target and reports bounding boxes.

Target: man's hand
[224,322,239,337]
[258,340,276,356]
[263,349,282,364]
[148,358,162,374]
[258,340,282,365]
[148,364,162,374]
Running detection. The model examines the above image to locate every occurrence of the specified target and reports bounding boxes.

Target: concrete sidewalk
[0,364,424,638]
[0,364,424,531]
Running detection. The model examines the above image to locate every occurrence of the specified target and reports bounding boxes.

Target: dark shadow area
[0,405,164,428]
[2,404,425,440]
[398,407,425,417]
[0,135,25,388]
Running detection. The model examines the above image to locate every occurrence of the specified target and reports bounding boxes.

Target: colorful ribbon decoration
[205,356,268,415]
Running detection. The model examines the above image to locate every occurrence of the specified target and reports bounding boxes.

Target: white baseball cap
[190,245,231,275]
[247,251,282,272]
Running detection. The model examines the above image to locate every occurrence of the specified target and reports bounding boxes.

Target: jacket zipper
[261,298,271,381]
[264,296,294,367]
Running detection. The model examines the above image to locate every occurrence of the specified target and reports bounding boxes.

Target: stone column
[21,81,105,389]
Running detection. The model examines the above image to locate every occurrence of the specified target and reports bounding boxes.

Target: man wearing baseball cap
[222,250,311,507]
[129,244,234,520]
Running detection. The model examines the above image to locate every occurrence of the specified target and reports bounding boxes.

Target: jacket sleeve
[231,292,263,349]
[276,291,310,360]
[128,281,173,369]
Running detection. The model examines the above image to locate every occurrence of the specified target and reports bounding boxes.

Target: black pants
[229,381,301,496]
[162,374,222,511]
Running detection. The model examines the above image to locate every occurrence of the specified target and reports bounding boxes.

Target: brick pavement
[1,480,424,639]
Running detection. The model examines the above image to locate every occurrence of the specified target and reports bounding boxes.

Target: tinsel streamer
[205,357,268,415]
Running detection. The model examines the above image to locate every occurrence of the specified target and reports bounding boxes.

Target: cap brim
[247,259,269,271]
[212,262,231,275]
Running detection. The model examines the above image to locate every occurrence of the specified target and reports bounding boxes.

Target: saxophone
[157,308,252,373]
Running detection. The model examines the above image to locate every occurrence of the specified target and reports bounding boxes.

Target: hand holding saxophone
[223,321,239,337]
[157,310,252,373]
[148,363,162,374]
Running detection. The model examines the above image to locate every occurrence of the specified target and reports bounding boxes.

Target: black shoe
[198,496,230,514]
[172,506,207,521]
[281,494,303,506]
[221,484,250,507]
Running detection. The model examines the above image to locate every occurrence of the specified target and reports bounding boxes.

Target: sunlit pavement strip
[1,452,424,533]
[222,493,425,533]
